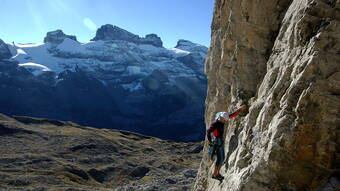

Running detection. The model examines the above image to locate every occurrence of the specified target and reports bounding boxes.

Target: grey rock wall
[194,0,339,190]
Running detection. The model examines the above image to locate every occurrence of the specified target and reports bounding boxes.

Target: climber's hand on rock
[239,104,247,112]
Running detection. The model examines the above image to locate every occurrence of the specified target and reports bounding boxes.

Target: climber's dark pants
[215,137,225,166]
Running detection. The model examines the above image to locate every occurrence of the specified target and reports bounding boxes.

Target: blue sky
[0,0,214,48]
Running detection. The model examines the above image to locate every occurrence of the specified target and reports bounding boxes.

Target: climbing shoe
[212,174,224,181]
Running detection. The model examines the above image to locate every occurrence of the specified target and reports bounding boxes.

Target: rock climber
[207,104,247,181]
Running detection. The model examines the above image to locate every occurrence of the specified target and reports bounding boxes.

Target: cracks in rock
[264,30,280,61]
[271,65,293,102]
[301,0,339,44]
[264,0,293,61]
[225,127,243,168]
[237,89,255,102]
[317,19,331,33]
[251,1,294,109]
[320,0,337,8]
[304,18,330,44]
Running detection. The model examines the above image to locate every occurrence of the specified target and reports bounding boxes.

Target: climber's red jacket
[206,110,239,142]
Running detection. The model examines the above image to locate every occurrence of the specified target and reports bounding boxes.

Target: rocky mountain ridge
[0,39,11,60]
[91,24,163,47]
[194,0,339,190]
[0,24,208,142]
[44,29,78,44]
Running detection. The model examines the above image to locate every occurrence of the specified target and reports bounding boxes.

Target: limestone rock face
[44,30,77,44]
[194,0,339,190]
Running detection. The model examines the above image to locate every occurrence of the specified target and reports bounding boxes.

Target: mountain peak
[91,24,163,47]
[91,24,140,42]
[175,39,208,53]
[143,34,163,47]
[44,30,77,44]
[176,39,195,47]
[0,39,12,60]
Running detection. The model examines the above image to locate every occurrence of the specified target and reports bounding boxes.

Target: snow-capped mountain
[0,24,207,141]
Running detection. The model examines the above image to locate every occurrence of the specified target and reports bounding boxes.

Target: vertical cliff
[194,0,339,190]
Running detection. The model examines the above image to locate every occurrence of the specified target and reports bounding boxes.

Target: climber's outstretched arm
[228,105,247,119]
